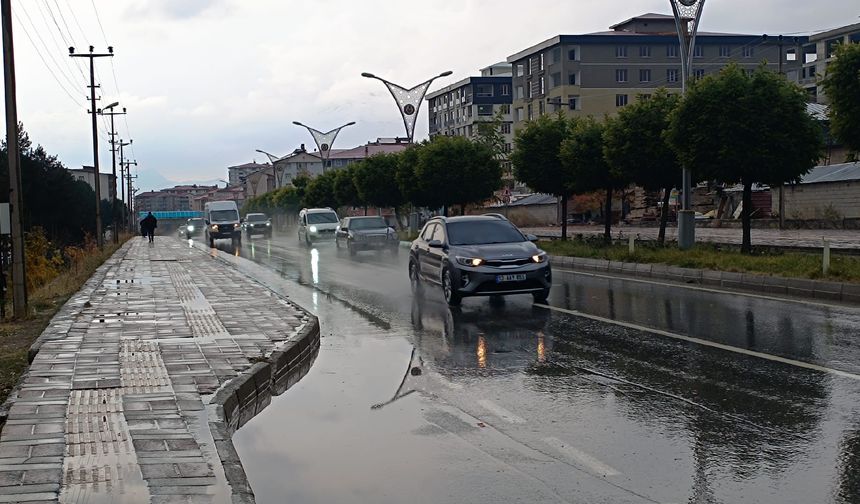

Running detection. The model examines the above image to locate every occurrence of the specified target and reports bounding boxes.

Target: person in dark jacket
[140,212,158,243]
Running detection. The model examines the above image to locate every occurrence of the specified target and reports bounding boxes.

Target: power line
[89,0,108,47]
[16,3,83,93]
[33,0,88,85]
[11,10,83,107]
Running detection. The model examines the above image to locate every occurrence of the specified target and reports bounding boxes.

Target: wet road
[192,231,860,503]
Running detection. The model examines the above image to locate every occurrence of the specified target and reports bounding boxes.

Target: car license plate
[496,274,526,283]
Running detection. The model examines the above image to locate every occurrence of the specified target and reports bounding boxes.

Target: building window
[616,45,628,58]
[526,58,532,75]
[499,104,510,114]
[501,84,510,96]
[640,46,651,57]
[568,48,578,61]
[478,104,493,116]
[616,69,628,83]
[550,72,561,88]
[515,86,523,99]
[504,143,511,154]
[539,76,545,95]
[527,104,533,121]
[476,84,493,97]
[667,45,678,58]
[551,47,561,64]
[538,100,545,116]
[515,108,523,121]
[694,69,705,79]
[568,72,577,85]
[694,45,703,58]
[667,68,679,83]
[539,53,545,71]
[516,64,524,76]
[526,80,532,98]
[719,46,731,57]
[501,123,512,134]
[639,69,651,82]
[743,46,754,58]
[826,38,840,59]
[615,94,628,107]
[568,95,580,110]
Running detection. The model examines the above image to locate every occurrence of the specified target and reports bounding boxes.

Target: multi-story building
[67,167,115,202]
[328,138,410,169]
[794,21,860,103]
[228,161,269,186]
[135,191,190,212]
[426,63,513,150]
[507,12,806,131]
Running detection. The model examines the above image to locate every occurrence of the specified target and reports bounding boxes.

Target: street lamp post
[98,101,122,243]
[292,121,355,173]
[670,0,706,250]
[361,70,452,143]
[255,149,281,190]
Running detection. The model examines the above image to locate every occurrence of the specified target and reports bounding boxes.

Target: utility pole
[126,160,137,230]
[99,104,125,242]
[2,0,27,317]
[119,139,132,230]
[70,45,113,248]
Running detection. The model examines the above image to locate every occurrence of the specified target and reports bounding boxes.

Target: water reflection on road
[193,232,860,504]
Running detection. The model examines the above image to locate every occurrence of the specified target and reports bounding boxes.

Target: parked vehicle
[204,201,241,247]
[298,208,339,245]
[185,218,204,239]
[243,213,272,238]
[408,214,551,306]
[335,216,399,256]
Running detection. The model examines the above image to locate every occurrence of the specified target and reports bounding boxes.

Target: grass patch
[540,238,860,283]
[0,236,129,406]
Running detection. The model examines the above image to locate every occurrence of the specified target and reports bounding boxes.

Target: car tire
[409,261,423,294]
[209,236,215,248]
[442,268,462,306]
[532,288,550,303]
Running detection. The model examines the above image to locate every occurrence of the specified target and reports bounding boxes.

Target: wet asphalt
[192,230,860,504]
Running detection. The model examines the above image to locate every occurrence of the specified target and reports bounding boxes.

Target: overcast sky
[5,0,858,191]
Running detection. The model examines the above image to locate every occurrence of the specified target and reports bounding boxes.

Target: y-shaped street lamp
[255,149,281,190]
[361,70,452,143]
[292,121,355,173]
[670,0,706,250]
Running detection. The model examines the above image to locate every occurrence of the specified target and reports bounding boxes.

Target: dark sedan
[242,213,272,238]
[335,216,400,256]
[408,215,551,306]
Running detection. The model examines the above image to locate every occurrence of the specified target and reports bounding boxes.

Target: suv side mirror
[428,239,443,248]
[525,233,538,243]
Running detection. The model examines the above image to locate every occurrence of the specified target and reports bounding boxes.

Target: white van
[298,207,339,245]
[204,200,241,247]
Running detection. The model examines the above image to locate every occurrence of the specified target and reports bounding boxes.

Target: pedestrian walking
[140,212,158,243]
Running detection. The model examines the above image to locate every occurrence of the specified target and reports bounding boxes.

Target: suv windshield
[307,212,338,224]
[350,218,387,230]
[210,210,239,222]
[447,220,525,246]
[246,214,268,222]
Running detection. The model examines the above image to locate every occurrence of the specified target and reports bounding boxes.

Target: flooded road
[194,232,860,503]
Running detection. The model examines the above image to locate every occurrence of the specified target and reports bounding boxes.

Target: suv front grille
[484,258,532,267]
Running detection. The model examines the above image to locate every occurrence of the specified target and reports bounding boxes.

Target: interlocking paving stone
[0,237,310,503]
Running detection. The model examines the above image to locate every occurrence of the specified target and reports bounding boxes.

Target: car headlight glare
[266,222,271,227]
[211,224,219,231]
[456,256,484,267]
[187,226,194,232]
[309,225,318,233]
[532,252,548,263]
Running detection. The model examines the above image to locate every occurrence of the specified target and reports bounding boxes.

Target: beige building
[772,162,860,220]
[506,13,804,130]
[794,21,860,104]
[68,167,115,202]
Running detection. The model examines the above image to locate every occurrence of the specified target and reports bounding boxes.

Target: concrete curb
[550,254,860,305]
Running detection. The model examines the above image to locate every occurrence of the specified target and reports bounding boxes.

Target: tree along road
[193,231,860,504]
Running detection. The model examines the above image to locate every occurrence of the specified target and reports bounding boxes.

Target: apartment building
[507,13,806,131]
[228,161,269,186]
[426,63,513,153]
[793,21,860,103]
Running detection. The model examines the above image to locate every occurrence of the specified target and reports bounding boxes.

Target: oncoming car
[408,215,551,306]
[335,216,399,256]
[298,208,339,245]
[184,218,204,239]
[243,213,272,238]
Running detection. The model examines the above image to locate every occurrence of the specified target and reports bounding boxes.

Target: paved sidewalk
[523,225,860,250]
[0,238,313,503]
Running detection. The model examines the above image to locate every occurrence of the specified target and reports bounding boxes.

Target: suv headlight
[211,224,219,231]
[234,223,240,229]
[309,225,318,233]
[532,251,548,263]
[456,256,484,267]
